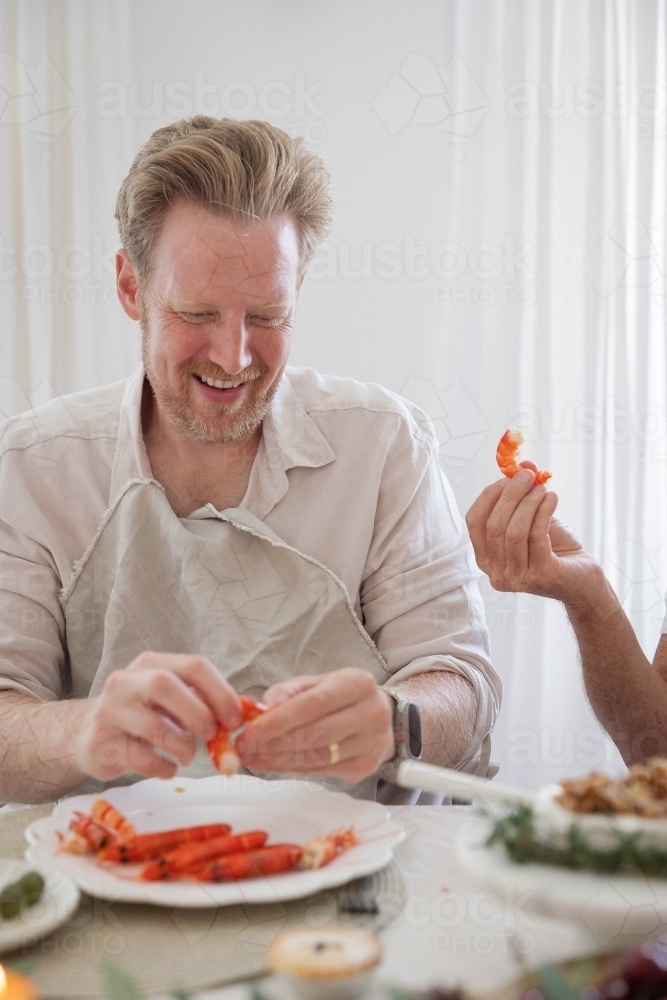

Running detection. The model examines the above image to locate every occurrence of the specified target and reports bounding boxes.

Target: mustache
[182,360,268,382]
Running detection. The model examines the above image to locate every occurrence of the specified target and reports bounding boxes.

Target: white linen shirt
[0,365,500,767]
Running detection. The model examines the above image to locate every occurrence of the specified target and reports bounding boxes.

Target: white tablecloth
[196,806,600,1000]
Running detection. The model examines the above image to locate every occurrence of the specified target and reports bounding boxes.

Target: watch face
[407,702,422,759]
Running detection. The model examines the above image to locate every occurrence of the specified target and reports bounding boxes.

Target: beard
[141,326,281,444]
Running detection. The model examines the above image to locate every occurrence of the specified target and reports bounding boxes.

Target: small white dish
[0,858,80,954]
[24,775,405,908]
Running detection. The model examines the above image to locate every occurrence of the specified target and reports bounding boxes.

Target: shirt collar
[266,368,335,471]
[109,365,152,505]
[109,364,335,510]
[250,369,335,514]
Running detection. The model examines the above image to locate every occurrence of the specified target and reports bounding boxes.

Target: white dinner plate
[0,858,80,953]
[24,774,405,908]
[456,812,667,942]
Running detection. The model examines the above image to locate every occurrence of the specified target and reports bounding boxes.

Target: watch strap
[377,688,422,782]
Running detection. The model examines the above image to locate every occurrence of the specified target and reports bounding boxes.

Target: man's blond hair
[115,116,333,283]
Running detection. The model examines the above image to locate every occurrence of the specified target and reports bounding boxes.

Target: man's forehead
[155,210,299,301]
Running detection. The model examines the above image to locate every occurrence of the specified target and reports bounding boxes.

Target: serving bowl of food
[534,758,667,850]
[397,758,667,941]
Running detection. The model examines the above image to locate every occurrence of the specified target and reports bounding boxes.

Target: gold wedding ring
[328,742,341,765]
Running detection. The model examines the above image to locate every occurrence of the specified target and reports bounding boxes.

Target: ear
[116,250,142,321]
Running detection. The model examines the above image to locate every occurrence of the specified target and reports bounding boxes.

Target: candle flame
[0,964,6,992]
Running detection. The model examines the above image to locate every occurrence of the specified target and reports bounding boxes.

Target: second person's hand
[465,464,602,607]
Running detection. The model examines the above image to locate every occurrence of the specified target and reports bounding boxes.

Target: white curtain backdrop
[2,0,666,789]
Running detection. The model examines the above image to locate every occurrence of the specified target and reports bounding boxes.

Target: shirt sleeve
[0,517,65,701]
[359,413,501,773]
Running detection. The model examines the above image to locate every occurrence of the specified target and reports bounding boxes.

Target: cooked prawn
[299,827,358,869]
[195,843,302,882]
[90,799,136,840]
[207,695,267,775]
[140,830,267,880]
[97,822,232,863]
[496,428,551,486]
[57,811,121,854]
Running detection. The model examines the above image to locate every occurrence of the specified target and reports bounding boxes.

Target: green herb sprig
[486,804,667,877]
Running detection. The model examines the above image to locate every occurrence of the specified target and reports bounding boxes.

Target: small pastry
[266,926,382,999]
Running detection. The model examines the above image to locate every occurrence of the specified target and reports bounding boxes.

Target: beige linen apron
[60,479,392,799]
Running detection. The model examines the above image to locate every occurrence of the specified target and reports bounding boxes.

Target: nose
[207,313,253,376]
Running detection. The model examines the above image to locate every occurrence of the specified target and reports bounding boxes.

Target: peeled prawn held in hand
[207,695,267,775]
[496,428,551,485]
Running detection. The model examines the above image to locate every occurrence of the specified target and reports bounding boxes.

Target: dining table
[0,800,610,1000]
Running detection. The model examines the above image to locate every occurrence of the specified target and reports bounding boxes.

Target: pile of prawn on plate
[56,797,358,883]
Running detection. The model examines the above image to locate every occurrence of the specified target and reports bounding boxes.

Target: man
[0,117,499,804]
[466,463,667,766]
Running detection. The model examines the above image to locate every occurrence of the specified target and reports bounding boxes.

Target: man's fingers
[247,668,375,744]
[238,698,372,764]
[241,731,361,773]
[484,469,536,570]
[129,652,243,730]
[109,704,196,766]
[241,726,391,778]
[503,484,547,582]
[173,657,243,729]
[105,665,216,742]
[121,735,179,779]
[527,492,559,568]
[83,653,243,784]
[137,670,219,742]
[263,675,321,707]
[85,729,179,781]
[548,512,585,553]
[465,480,505,566]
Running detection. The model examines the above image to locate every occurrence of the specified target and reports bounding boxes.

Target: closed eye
[250,315,288,327]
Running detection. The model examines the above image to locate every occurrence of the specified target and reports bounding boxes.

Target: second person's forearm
[566,572,667,764]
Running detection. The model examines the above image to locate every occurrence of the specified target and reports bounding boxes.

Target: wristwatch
[378,688,422,782]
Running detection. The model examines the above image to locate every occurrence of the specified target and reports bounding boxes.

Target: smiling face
[127,202,301,444]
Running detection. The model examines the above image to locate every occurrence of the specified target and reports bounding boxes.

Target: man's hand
[235,667,395,784]
[77,652,243,782]
[465,464,603,609]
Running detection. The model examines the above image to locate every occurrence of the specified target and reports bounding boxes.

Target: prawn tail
[299,826,358,870]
